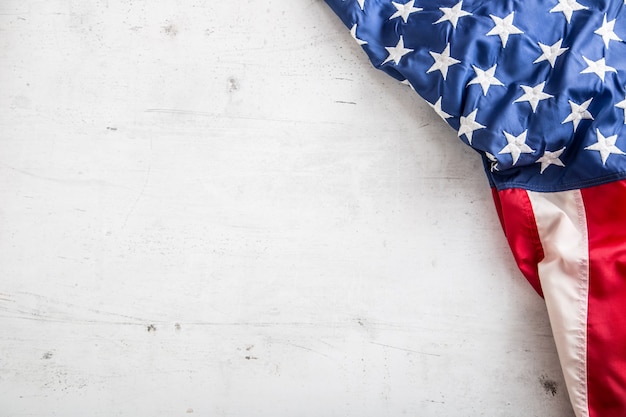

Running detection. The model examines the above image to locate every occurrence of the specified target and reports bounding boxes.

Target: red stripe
[492,187,544,297]
[581,180,626,417]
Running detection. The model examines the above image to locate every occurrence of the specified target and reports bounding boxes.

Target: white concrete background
[0,1,574,416]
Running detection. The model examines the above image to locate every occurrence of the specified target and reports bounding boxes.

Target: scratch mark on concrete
[0,161,135,191]
[143,109,344,126]
[145,108,213,117]
[11,291,158,324]
[122,162,152,229]
[0,293,13,302]
[369,341,441,357]
[285,342,333,360]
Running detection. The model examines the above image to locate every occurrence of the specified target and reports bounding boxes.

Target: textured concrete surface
[0,1,573,415]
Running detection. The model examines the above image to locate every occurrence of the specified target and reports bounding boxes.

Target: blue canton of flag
[327,0,626,192]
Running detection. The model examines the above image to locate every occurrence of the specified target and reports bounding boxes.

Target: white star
[536,147,566,173]
[357,0,365,10]
[550,0,588,23]
[427,43,460,80]
[434,1,472,29]
[581,56,617,82]
[498,130,535,165]
[429,97,452,120]
[486,12,523,48]
[467,64,504,95]
[616,95,626,124]
[389,1,423,23]
[514,82,554,113]
[534,39,568,67]
[585,129,625,165]
[458,108,485,144]
[350,24,367,46]
[594,14,622,48]
[562,99,594,131]
[382,36,414,65]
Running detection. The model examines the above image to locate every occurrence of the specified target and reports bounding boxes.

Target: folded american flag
[323,1,626,415]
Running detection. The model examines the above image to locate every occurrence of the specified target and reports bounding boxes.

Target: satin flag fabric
[323,0,626,415]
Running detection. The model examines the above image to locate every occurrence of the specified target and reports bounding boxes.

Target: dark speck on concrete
[42,351,53,360]
[175,323,181,332]
[147,324,157,332]
[245,355,258,360]
[539,375,558,396]
[228,77,239,92]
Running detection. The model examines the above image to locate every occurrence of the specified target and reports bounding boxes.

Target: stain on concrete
[539,374,558,396]
[228,77,239,93]
[162,22,178,37]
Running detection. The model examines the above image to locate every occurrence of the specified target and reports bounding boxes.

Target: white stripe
[527,190,589,417]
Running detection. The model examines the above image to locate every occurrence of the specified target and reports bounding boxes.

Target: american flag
[324,0,626,415]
